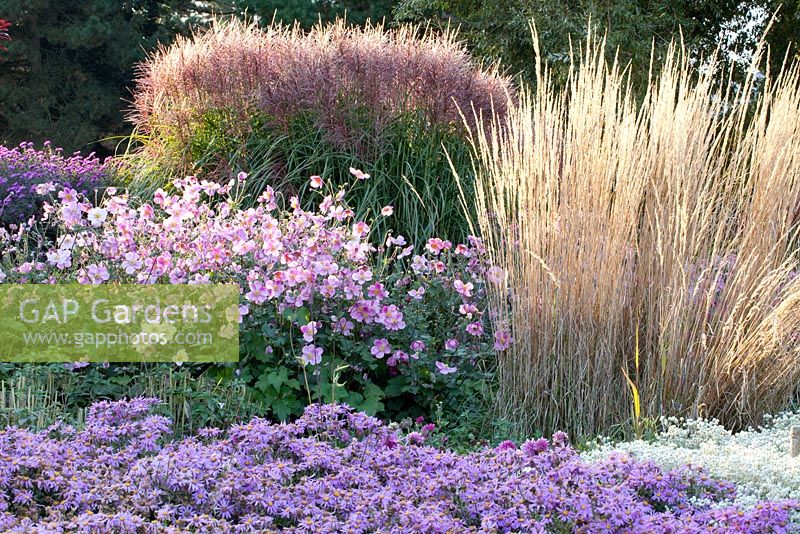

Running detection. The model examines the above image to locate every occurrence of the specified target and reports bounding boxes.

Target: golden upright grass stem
[464,29,800,439]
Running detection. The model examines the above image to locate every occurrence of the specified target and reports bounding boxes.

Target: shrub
[0,398,796,532]
[0,172,500,425]
[465,32,800,439]
[125,19,511,243]
[0,142,109,226]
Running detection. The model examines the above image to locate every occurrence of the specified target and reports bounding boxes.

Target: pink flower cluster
[0,175,512,389]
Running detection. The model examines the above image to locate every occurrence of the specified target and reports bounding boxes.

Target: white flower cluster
[582,412,800,508]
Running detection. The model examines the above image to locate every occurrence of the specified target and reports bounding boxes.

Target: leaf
[358,382,386,415]
[345,391,364,406]
[621,366,641,421]
[282,306,310,325]
[110,375,133,386]
[266,367,289,391]
[254,375,272,395]
[383,376,407,397]
[284,378,301,390]
[261,323,277,336]
[272,397,298,421]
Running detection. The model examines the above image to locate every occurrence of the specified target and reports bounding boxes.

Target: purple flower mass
[0,142,109,224]
[0,398,796,532]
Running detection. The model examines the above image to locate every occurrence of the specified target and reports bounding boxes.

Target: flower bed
[0,398,796,533]
[0,142,109,225]
[0,172,504,422]
[584,412,800,509]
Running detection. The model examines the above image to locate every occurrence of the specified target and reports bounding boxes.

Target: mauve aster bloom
[301,344,323,365]
[410,340,426,352]
[0,399,795,532]
[349,167,370,180]
[522,438,549,456]
[466,322,484,336]
[377,304,405,330]
[496,440,517,451]
[406,432,425,445]
[453,278,474,297]
[494,330,513,351]
[553,431,570,447]
[86,206,108,226]
[408,286,425,300]
[300,321,319,342]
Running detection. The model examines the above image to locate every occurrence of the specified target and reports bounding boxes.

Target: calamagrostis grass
[462,29,800,439]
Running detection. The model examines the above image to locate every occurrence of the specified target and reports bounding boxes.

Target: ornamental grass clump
[126,19,511,243]
[0,398,797,532]
[466,30,800,439]
[131,19,509,151]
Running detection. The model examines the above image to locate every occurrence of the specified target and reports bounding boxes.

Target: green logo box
[0,284,240,363]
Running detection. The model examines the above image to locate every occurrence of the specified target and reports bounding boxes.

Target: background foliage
[393,0,799,87]
[0,0,398,155]
[2,0,797,152]
[0,363,261,436]
[0,0,221,154]
[239,0,395,27]
[144,108,478,243]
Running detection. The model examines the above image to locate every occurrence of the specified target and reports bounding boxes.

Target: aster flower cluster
[0,142,110,225]
[0,172,510,419]
[0,398,795,533]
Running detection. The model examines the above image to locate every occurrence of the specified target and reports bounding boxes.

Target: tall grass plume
[464,29,800,439]
[131,18,510,155]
